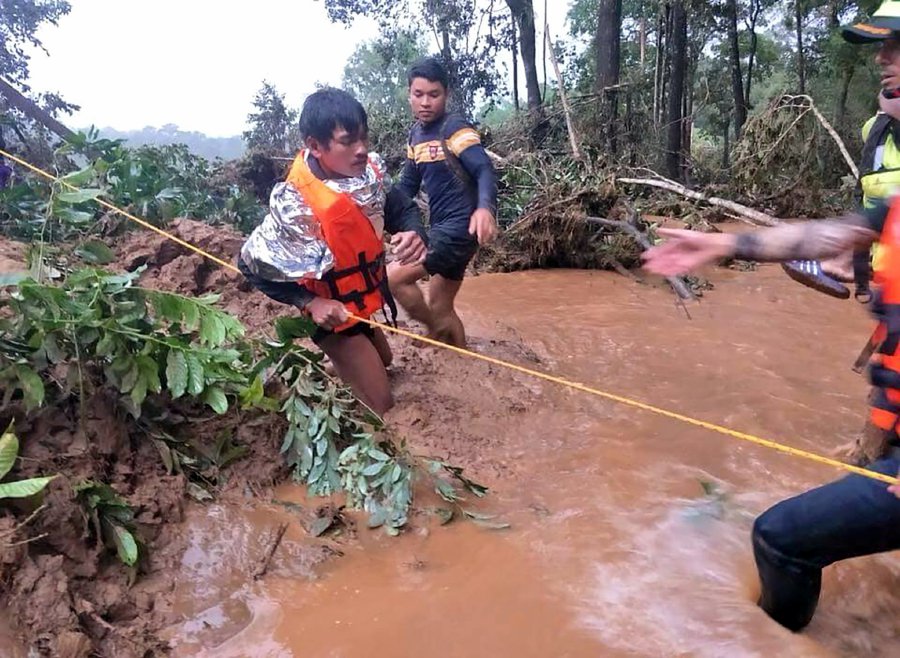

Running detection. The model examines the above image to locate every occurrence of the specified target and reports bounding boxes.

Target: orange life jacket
[869,198,900,433]
[285,151,395,332]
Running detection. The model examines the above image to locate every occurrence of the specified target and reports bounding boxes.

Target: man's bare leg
[832,421,892,467]
[428,275,466,347]
[369,327,393,367]
[387,261,434,330]
[318,332,393,414]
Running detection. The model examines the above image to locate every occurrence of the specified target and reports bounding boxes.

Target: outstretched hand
[641,228,734,276]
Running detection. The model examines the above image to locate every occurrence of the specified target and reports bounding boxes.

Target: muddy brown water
[164,266,900,657]
[9,266,899,656]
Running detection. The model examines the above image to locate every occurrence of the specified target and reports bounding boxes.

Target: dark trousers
[752,454,900,631]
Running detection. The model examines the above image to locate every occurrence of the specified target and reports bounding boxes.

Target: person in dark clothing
[643,193,900,632]
[388,57,499,347]
[0,132,11,189]
[0,161,11,189]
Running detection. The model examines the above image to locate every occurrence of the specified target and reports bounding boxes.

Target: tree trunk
[666,0,687,180]
[594,0,622,93]
[828,0,841,28]
[795,0,806,94]
[745,0,764,106]
[505,0,542,117]
[0,76,75,142]
[653,4,666,126]
[836,66,855,126]
[722,117,731,169]
[726,0,747,136]
[594,0,622,153]
[640,15,647,70]
[511,18,520,112]
[441,29,451,61]
[662,4,673,127]
[626,88,637,165]
[745,30,758,102]
[542,0,549,102]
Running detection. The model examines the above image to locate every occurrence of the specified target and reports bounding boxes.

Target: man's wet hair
[299,88,368,145]
[407,57,450,90]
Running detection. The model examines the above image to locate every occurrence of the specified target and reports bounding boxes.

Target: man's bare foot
[424,328,452,346]
[425,320,466,348]
[832,423,890,467]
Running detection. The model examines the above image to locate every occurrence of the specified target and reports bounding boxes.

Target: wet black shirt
[396,113,498,239]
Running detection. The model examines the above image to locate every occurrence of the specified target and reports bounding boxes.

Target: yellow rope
[4,147,898,487]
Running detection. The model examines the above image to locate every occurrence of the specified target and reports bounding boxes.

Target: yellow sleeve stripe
[447,128,481,156]
[406,144,415,159]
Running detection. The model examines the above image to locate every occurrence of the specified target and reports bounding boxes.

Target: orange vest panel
[285,151,388,332]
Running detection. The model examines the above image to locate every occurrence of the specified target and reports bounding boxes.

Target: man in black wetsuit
[387,58,499,348]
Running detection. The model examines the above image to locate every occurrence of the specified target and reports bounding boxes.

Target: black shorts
[237,258,374,346]
[424,230,478,281]
[310,322,374,346]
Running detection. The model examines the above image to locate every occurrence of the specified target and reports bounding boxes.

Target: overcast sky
[24,0,572,137]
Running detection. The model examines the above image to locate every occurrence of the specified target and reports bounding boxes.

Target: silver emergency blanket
[240,151,387,282]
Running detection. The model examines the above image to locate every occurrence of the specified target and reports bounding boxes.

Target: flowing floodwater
[163,265,900,657]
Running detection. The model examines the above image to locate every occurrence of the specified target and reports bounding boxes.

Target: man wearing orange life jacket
[642,195,900,631]
[239,88,428,414]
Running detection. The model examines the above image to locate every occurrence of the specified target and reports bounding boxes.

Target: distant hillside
[89,124,245,161]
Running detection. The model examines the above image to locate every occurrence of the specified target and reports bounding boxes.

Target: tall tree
[322,0,507,116]
[666,0,688,180]
[593,0,622,93]
[725,0,747,136]
[744,0,765,103]
[594,0,622,151]
[505,0,542,117]
[342,32,428,115]
[242,82,298,154]
[794,0,807,94]
[511,18,520,111]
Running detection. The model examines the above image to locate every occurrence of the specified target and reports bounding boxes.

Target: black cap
[842,3,900,43]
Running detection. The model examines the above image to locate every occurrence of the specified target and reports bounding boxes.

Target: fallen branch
[253,522,289,580]
[506,191,593,233]
[544,21,586,167]
[0,76,76,142]
[484,148,506,166]
[582,216,696,302]
[617,175,781,227]
[787,94,859,180]
[609,259,644,284]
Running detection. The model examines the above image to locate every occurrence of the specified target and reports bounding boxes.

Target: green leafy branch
[75,481,140,567]
[0,270,494,537]
[0,268,248,417]
[269,316,495,535]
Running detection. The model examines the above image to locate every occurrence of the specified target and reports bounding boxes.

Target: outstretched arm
[643,212,881,276]
[730,215,877,262]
